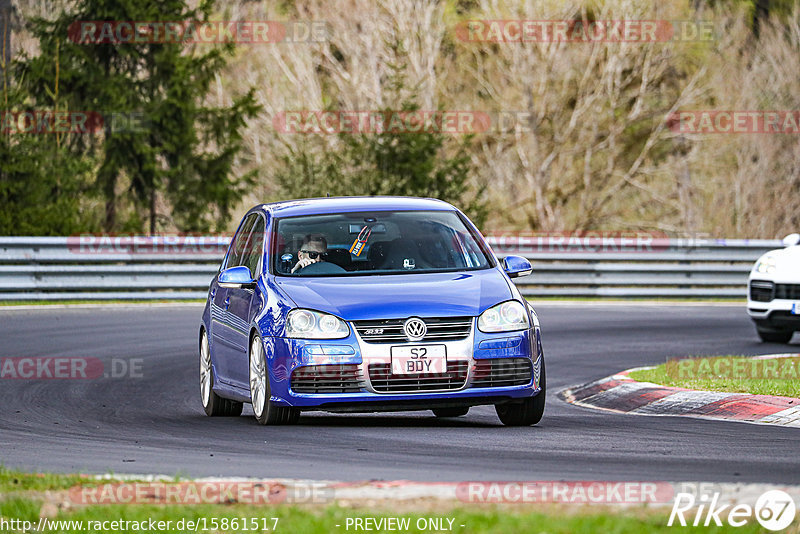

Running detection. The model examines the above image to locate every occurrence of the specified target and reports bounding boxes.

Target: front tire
[249,334,300,425]
[495,359,545,426]
[756,326,794,344]
[200,330,243,417]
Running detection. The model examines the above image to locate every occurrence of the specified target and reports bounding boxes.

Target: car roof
[254,196,456,218]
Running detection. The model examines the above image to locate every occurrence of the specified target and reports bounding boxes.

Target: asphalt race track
[0,303,798,483]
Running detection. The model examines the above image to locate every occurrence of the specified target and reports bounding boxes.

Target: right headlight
[755,256,777,274]
[286,309,350,339]
[478,300,530,333]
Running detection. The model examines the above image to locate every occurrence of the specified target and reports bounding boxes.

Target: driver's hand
[291,257,319,273]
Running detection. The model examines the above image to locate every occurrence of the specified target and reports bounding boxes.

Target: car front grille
[291,364,363,394]
[367,361,469,392]
[354,317,473,343]
[775,283,800,300]
[750,280,775,302]
[472,358,533,388]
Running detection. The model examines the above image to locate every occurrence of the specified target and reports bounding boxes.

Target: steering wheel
[295,261,346,275]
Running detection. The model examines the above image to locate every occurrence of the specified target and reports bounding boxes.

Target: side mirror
[502,255,532,279]
[218,266,256,289]
[782,233,800,247]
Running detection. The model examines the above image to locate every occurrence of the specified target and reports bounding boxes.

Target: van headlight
[478,301,530,333]
[755,256,777,274]
[286,309,350,339]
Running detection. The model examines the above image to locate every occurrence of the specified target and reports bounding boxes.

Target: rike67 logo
[669,490,796,531]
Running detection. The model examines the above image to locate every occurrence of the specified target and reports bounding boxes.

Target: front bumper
[262,322,543,411]
[748,306,800,330]
[747,279,800,330]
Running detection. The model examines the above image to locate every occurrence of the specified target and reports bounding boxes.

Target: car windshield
[273,210,494,276]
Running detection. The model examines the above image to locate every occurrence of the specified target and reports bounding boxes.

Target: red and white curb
[559,354,800,428]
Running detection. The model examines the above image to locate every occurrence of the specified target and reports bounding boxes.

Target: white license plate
[390,345,446,375]
[792,302,800,315]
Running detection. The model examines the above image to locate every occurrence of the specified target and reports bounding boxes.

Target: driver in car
[291,235,328,273]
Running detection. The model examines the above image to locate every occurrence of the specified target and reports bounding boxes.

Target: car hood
[753,246,800,282]
[274,269,513,321]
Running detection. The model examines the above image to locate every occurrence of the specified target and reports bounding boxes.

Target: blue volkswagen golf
[199,197,545,426]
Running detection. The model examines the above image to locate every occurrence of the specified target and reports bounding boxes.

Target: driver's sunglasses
[300,250,323,260]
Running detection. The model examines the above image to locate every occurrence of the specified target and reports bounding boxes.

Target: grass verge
[0,469,91,493]
[628,356,800,397]
[0,469,780,533]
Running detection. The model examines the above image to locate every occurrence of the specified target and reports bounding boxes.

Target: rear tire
[432,407,469,418]
[249,334,300,425]
[495,359,545,426]
[756,327,794,344]
[200,331,243,417]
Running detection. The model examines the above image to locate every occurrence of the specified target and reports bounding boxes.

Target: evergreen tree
[1,53,94,235]
[275,104,487,227]
[17,0,259,233]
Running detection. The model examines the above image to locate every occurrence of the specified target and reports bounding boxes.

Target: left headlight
[755,256,777,274]
[478,300,530,333]
[286,309,350,339]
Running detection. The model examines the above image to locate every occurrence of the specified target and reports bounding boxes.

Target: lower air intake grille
[368,361,468,393]
[291,364,363,394]
[472,358,533,388]
[750,280,775,302]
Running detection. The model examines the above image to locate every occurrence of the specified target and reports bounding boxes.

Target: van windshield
[272,210,494,276]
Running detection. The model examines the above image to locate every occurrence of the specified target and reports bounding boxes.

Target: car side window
[225,214,257,270]
[242,216,265,276]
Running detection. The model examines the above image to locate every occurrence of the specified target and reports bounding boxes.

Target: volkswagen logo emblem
[403,317,427,342]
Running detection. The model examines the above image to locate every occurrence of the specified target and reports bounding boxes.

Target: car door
[213,214,257,385]
[225,214,266,388]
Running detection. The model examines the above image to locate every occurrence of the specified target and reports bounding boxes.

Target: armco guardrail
[0,236,780,300]
[0,236,227,301]
[490,235,780,298]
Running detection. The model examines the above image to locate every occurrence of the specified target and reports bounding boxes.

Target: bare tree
[450,0,709,233]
